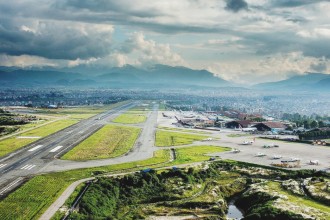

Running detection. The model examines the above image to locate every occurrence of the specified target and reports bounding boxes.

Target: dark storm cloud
[310,62,327,72]
[52,0,235,35]
[270,0,330,8]
[225,0,248,12]
[0,0,329,65]
[302,39,330,59]
[240,31,330,59]
[0,19,112,60]
[55,0,163,18]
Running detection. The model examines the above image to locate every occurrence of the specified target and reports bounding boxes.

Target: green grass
[155,130,208,147]
[158,102,166,110]
[172,145,230,163]
[0,119,77,157]
[62,125,141,160]
[112,113,147,124]
[0,102,131,158]
[17,120,48,130]
[0,144,230,220]
[267,181,330,215]
[0,150,170,220]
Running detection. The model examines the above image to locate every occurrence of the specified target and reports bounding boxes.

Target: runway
[0,101,137,196]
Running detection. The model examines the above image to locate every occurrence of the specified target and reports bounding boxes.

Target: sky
[0,0,330,84]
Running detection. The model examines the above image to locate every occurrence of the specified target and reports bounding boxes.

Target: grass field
[0,119,77,157]
[0,102,130,158]
[61,125,141,160]
[0,150,170,220]
[155,130,208,147]
[112,103,150,124]
[112,113,147,124]
[0,144,231,220]
[158,102,166,110]
[267,181,330,216]
[172,145,230,163]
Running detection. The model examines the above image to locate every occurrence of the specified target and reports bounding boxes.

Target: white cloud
[67,57,99,67]
[122,32,186,66]
[1,0,330,83]
[0,54,57,67]
[207,52,330,84]
[297,28,330,38]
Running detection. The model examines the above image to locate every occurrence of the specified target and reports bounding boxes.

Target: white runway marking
[0,177,23,195]
[21,164,36,170]
[17,136,40,139]
[50,146,63,152]
[0,164,7,169]
[28,145,43,151]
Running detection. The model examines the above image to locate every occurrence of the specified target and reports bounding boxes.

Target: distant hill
[315,78,330,89]
[0,69,85,87]
[0,64,231,89]
[255,73,330,91]
[97,64,230,87]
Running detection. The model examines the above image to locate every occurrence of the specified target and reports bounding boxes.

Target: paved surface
[41,104,159,172]
[0,102,137,196]
[209,131,330,171]
[2,107,330,218]
[41,160,206,220]
[39,177,95,220]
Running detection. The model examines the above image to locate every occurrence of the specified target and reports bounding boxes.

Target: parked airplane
[256,152,266,157]
[272,155,282,159]
[289,157,301,162]
[232,148,241,153]
[242,140,254,145]
[263,143,279,148]
[309,160,319,165]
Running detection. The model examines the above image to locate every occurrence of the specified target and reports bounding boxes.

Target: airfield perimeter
[0,103,329,198]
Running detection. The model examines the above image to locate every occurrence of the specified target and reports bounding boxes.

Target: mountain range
[0,64,231,89]
[255,73,330,91]
[0,64,329,91]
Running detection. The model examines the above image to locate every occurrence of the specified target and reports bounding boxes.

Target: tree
[286,125,293,131]
[310,120,318,128]
[303,120,311,129]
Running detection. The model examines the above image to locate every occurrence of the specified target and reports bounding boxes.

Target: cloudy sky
[0,0,330,84]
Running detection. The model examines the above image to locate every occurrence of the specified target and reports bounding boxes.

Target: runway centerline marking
[50,146,63,152]
[28,145,43,152]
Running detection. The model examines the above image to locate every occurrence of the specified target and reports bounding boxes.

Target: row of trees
[282,113,329,129]
[299,130,330,140]
[282,113,330,121]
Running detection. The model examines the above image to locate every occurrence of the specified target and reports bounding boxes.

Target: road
[156,111,330,171]
[40,159,206,220]
[0,101,137,196]
[40,104,159,172]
